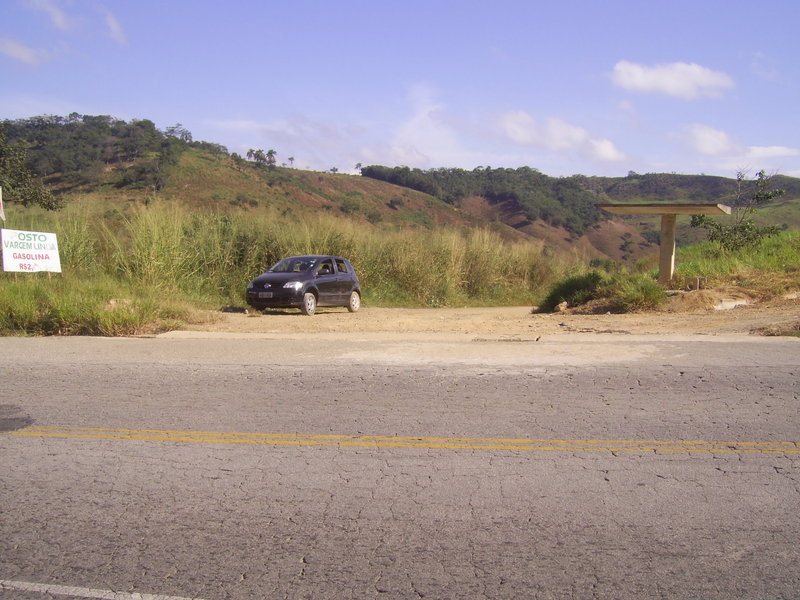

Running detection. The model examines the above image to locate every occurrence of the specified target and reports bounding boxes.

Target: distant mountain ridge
[580,171,800,204]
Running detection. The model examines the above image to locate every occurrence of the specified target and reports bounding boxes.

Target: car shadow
[257,308,351,316]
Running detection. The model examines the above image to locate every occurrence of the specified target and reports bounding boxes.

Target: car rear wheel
[347,291,361,313]
[301,292,317,315]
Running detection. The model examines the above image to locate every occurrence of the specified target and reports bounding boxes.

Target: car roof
[283,255,348,260]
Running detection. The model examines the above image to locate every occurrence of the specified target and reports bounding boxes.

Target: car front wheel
[347,291,361,313]
[301,292,317,315]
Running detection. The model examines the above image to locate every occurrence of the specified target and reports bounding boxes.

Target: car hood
[250,272,310,286]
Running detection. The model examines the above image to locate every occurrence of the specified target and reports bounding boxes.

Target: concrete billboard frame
[596,203,732,287]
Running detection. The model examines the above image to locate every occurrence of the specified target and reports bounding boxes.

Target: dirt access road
[187,291,800,338]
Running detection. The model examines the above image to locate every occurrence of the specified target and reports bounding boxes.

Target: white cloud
[681,124,742,156]
[496,110,624,162]
[543,118,589,151]
[23,1,126,46]
[208,88,629,174]
[24,0,74,31]
[210,85,471,171]
[497,110,537,145]
[358,142,428,169]
[390,84,468,166]
[588,138,626,162]
[613,60,734,99]
[100,7,127,45]
[747,145,800,159]
[672,124,800,175]
[0,38,48,65]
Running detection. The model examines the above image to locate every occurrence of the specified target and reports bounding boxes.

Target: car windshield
[267,257,318,273]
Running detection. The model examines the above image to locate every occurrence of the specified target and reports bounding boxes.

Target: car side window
[318,259,334,276]
[335,259,348,274]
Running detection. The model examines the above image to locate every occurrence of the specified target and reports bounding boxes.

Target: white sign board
[1,229,62,273]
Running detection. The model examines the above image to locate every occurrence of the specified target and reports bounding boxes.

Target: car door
[314,258,338,305]
[334,258,355,301]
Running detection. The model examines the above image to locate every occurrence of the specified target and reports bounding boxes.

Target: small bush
[538,270,607,312]
[608,274,667,311]
[539,270,667,313]
[588,257,620,273]
[340,197,361,215]
[690,169,784,251]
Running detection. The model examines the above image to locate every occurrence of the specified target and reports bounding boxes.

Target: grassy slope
[139,150,498,233]
[161,151,658,263]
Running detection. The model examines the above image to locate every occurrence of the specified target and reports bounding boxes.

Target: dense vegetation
[361,165,602,235]
[361,166,800,244]
[581,170,800,204]
[1,114,227,196]
[0,126,60,209]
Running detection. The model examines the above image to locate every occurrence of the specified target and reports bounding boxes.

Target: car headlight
[283,281,303,291]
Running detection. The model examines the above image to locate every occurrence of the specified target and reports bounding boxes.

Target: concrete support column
[658,214,677,287]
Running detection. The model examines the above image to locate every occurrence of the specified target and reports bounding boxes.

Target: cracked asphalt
[1,334,798,600]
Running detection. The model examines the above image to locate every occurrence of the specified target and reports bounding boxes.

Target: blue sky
[2,0,799,178]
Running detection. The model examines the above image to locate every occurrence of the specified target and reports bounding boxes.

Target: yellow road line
[3,426,798,454]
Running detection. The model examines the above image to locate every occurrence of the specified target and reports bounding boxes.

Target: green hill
[3,114,798,262]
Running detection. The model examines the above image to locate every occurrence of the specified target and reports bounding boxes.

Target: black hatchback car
[246,255,361,315]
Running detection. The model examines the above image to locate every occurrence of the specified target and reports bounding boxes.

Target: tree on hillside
[691,169,785,250]
[247,148,270,168]
[0,126,61,211]
[230,153,247,171]
[165,123,193,143]
[265,149,277,169]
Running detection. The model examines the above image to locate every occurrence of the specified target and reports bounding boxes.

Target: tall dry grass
[0,201,572,333]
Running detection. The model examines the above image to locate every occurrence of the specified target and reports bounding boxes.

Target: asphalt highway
[1,333,799,599]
